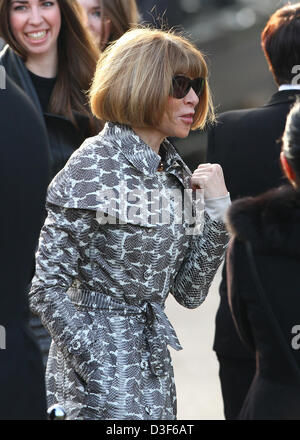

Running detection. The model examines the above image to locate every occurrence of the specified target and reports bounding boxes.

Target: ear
[280,151,297,186]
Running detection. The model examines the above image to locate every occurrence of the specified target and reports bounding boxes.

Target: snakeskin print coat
[29,122,229,420]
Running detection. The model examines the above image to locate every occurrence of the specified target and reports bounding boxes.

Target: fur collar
[226,185,300,257]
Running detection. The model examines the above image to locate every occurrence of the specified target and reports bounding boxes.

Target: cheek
[53,9,62,33]
[166,97,180,121]
[159,111,176,135]
[89,17,101,34]
[47,5,62,35]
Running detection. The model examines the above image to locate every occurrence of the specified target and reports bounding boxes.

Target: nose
[184,87,199,107]
[87,17,95,32]
[28,6,44,26]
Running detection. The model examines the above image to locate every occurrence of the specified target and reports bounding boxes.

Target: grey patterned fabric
[29,122,229,420]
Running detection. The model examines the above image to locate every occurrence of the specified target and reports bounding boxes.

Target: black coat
[0,45,96,366]
[0,76,50,419]
[206,90,300,358]
[0,45,92,180]
[226,186,300,420]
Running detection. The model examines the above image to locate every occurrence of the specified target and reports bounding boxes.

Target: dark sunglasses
[171,75,205,99]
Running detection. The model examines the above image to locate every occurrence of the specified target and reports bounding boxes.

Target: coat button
[140,360,148,370]
[72,340,81,351]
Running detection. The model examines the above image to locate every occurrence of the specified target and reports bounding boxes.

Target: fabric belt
[67,287,183,376]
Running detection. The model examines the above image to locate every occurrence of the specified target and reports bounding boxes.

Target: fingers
[191,163,228,198]
[196,163,222,172]
[191,175,208,191]
[197,162,212,168]
[193,164,223,180]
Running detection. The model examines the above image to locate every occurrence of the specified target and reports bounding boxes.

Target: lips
[179,113,194,124]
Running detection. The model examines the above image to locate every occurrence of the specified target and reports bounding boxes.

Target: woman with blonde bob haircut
[90,27,214,130]
[29,27,230,420]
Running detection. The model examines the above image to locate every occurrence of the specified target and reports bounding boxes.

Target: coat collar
[102,122,190,178]
[265,89,300,107]
[47,122,192,214]
[227,185,300,257]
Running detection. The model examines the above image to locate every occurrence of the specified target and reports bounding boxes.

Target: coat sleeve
[29,203,104,383]
[226,236,255,352]
[170,212,229,308]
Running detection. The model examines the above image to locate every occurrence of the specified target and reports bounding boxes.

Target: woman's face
[9,0,61,60]
[157,87,200,140]
[134,80,200,152]
[77,0,105,47]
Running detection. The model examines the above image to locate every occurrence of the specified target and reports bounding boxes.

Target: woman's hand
[191,163,228,199]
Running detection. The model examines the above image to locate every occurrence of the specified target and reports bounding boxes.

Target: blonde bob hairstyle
[89,28,215,130]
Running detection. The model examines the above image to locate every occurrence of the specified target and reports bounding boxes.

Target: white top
[279,84,300,91]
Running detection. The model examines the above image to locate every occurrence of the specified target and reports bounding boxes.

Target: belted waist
[67,287,182,376]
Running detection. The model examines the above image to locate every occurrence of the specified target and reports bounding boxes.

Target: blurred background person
[206,3,300,420]
[77,0,140,50]
[0,0,101,368]
[0,0,100,180]
[0,75,50,420]
[226,99,300,420]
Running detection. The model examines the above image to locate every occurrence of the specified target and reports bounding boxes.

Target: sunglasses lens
[194,78,205,96]
[172,76,191,99]
[172,76,205,99]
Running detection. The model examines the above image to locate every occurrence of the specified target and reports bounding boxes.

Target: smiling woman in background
[0,0,101,179]
[77,0,139,49]
[0,0,102,367]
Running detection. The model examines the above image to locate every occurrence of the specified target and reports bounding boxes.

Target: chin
[175,129,191,138]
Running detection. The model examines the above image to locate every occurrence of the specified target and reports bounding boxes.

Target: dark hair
[282,99,300,183]
[99,0,139,49]
[0,0,100,134]
[261,3,300,85]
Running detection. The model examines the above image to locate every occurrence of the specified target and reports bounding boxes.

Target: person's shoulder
[68,129,123,175]
[46,128,123,210]
[213,106,263,126]
[226,186,300,248]
[208,103,277,143]
[214,90,296,127]
[1,75,49,159]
